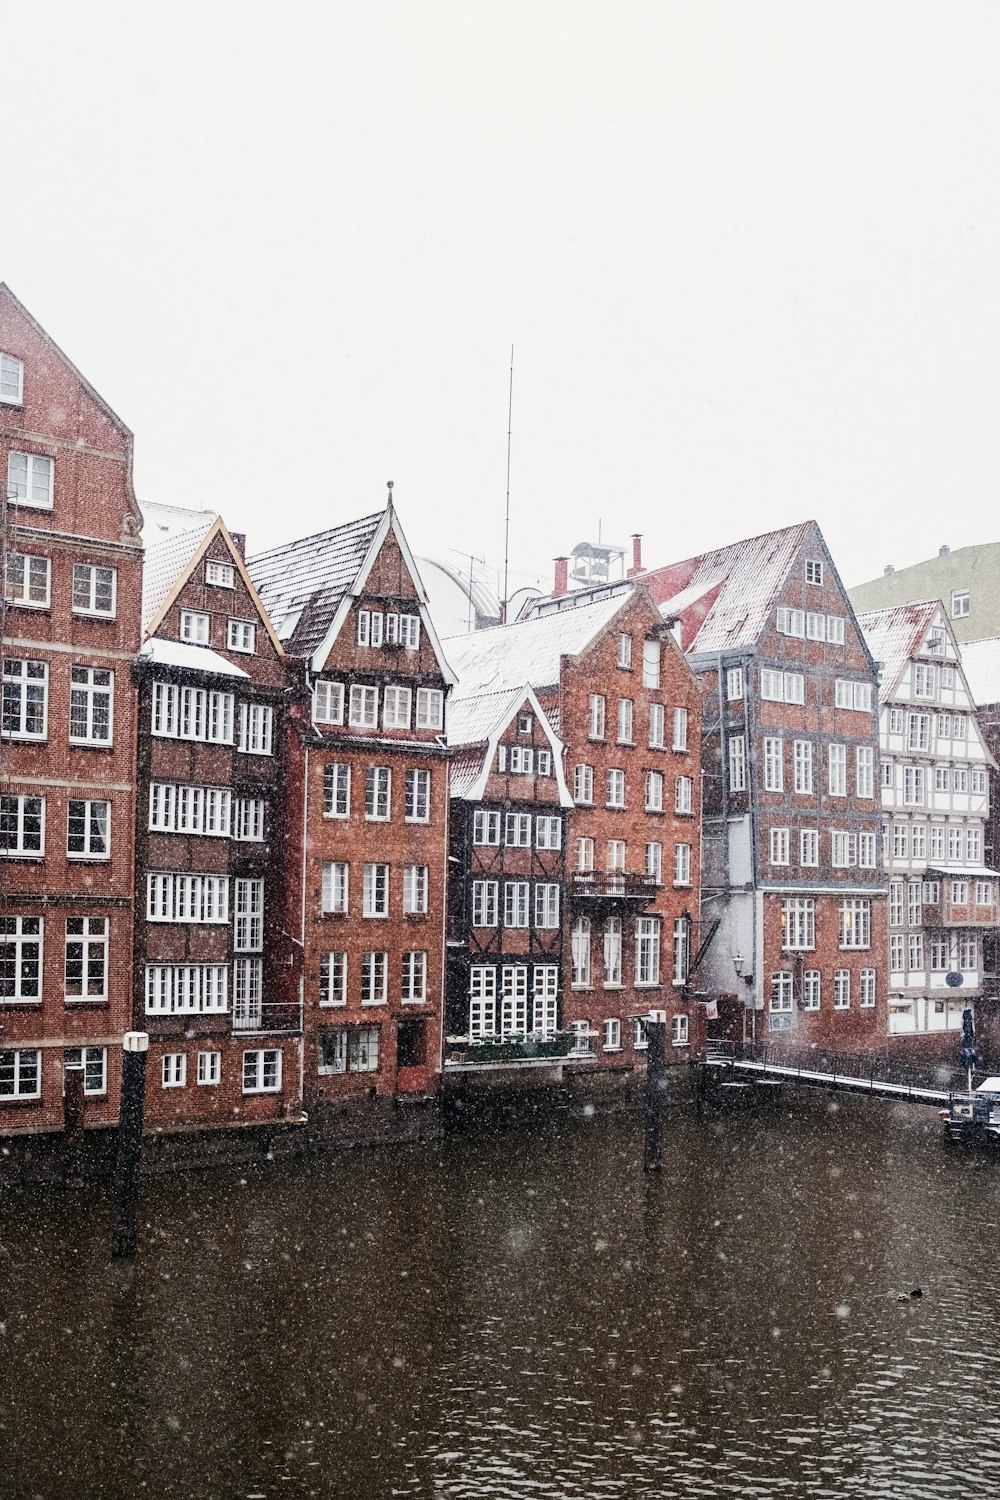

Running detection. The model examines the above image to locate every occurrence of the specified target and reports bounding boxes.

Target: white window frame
[401,950,427,1003]
[0,352,24,407]
[323,762,351,819]
[415,688,444,730]
[4,551,51,609]
[205,560,234,588]
[1,794,45,857]
[64,916,108,1000]
[179,610,210,645]
[405,768,431,823]
[242,1048,282,1094]
[67,797,111,859]
[383,685,412,730]
[313,681,345,725]
[2,658,48,741]
[227,619,256,654]
[365,766,392,821]
[162,1053,187,1088]
[320,951,348,1007]
[72,563,117,618]
[321,861,349,914]
[197,1051,222,1085]
[69,666,114,746]
[403,864,429,915]
[7,450,53,509]
[363,863,390,918]
[348,684,379,728]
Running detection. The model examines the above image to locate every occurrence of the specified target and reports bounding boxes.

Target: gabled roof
[444,586,636,700]
[447,684,574,807]
[0,282,132,438]
[247,503,455,684]
[857,601,941,702]
[248,511,384,656]
[957,638,1000,708]
[641,522,816,655]
[142,511,218,630]
[143,515,285,658]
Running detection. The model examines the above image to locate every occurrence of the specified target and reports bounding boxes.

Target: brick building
[1,284,143,1130]
[635,522,887,1050]
[445,580,704,1068]
[248,498,454,1105]
[444,684,574,1063]
[857,602,995,1053]
[133,510,301,1127]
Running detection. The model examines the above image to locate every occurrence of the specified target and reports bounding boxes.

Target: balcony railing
[444,1030,580,1069]
[570,872,659,905]
[232,1000,302,1036]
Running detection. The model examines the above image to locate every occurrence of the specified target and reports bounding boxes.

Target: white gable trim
[310,504,457,685]
[463,685,573,807]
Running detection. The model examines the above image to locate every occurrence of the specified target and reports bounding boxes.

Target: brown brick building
[133,511,301,1127]
[248,498,454,1105]
[1,284,143,1131]
[445,581,705,1068]
[635,522,887,1051]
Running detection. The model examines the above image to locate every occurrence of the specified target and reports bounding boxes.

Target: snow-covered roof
[444,586,634,700]
[958,638,1000,707]
[447,689,528,748]
[446,683,573,806]
[247,511,383,656]
[139,638,250,678]
[858,601,940,702]
[642,522,815,655]
[142,511,218,630]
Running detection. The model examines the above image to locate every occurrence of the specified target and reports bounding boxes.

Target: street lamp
[732,952,753,987]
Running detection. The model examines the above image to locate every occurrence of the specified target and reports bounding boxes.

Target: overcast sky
[5,2,1000,599]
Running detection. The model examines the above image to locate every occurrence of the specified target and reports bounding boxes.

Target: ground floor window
[318,1027,379,1075]
[570,1019,592,1055]
[243,1048,282,1093]
[602,1017,621,1051]
[162,1053,186,1088]
[671,1014,689,1046]
[64,1046,106,1095]
[197,1051,221,1086]
[0,1048,41,1098]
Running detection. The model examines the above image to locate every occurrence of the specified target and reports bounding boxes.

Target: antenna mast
[501,344,514,623]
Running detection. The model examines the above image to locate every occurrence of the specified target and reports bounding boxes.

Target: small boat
[942,1076,1000,1143]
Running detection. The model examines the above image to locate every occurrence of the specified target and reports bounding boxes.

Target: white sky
[5,2,1000,598]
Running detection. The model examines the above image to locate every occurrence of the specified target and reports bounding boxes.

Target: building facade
[637,522,888,1050]
[849,542,1000,645]
[133,515,301,1126]
[445,581,705,1069]
[444,685,573,1061]
[858,603,995,1050]
[1,285,143,1131]
[249,500,454,1106]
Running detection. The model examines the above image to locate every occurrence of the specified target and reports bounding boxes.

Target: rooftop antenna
[447,546,487,631]
[501,345,514,623]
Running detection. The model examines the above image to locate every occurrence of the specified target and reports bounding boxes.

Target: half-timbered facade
[636,522,887,1050]
[445,581,704,1068]
[1,286,143,1133]
[134,514,301,1126]
[248,497,454,1104]
[860,603,996,1049]
[445,685,573,1060]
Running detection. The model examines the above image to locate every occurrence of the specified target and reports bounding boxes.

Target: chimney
[230,532,247,561]
[553,556,569,595]
[628,533,643,576]
[939,544,950,557]
[883,564,894,576]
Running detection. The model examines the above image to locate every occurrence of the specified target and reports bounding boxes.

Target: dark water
[2,1091,1000,1499]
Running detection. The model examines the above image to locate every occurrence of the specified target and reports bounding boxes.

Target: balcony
[232,1000,303,1036]
[444,1030,582,1071]
[570,872,659,909]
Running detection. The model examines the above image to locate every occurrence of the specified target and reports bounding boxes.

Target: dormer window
[206,561,234,588]
[518,712,533,734]
[0,352,23,406]
[951,589,970,619]
[180,610,210,645]
[805,559,824,585]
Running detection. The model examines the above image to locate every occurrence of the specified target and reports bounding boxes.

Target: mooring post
[643,1014,667,1172]
[112,1031,149,1259]
[62,1066,86,1180]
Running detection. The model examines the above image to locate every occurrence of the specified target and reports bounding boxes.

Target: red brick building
[248,498,454,1105]
[133,512,301,1127]
[1,284,143,1131]
[635,522,887,1051]
[444,685,573,1062]
[445,581,704,1069]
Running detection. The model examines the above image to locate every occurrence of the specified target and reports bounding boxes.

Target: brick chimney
[553,556,569,595]
[627,533,643,577]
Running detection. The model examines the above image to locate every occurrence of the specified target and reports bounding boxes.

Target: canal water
[2,1089,1000,1498]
